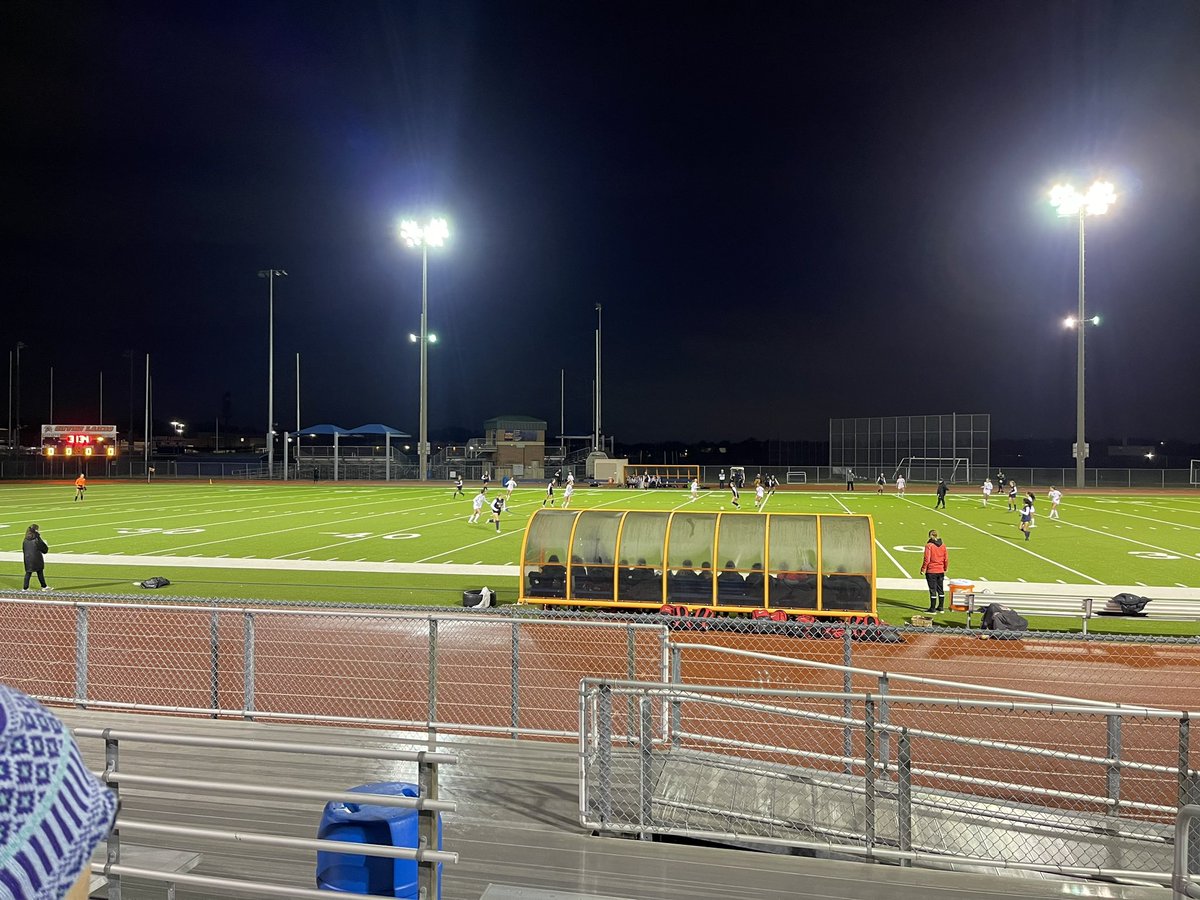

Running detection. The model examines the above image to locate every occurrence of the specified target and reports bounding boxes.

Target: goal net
[623,464,700,488]
[785,470,807,484]
[1192,460,1200,486]
[894,457,970,484]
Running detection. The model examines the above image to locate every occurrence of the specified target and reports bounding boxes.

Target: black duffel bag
[980,602,1028,635]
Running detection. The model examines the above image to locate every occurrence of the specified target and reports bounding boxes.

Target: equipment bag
[980,602,1028,634]
[139,576,171,589]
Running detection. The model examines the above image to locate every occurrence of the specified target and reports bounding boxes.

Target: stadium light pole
[398,217,449,482]
[1049,181,1115,490]
[258,269,287,478]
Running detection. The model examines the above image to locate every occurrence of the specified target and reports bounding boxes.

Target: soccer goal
[622,464,700,488]
[895,457,971,484]
[785,470,808,484]
[1191,460,1200,486]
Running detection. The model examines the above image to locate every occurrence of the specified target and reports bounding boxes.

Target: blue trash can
[316,782,442,897]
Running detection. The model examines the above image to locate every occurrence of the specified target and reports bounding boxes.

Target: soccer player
[1024,491,1037,528]
[1047,486,1062,519]
[766,474,778,496]
[982,478,993,506]
[74,473,87,502]
[689,478,699,502]
[896,474,906,497]
[489,495,506,532]
[1019,497,1033,540]
[451,475,464,498]
[754,481,766,510]
[481,469,491,489]
[1007,481,1018,512]
[542,477,557,507]
[468,488,487,524]
[561,480,575,509]
[506,475,517,502]
[729,479,741,509]
[876,473,885,494]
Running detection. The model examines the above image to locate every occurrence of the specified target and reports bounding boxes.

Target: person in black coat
[22,523,50,591]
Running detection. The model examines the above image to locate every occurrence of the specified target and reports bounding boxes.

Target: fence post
[639,695,653,839]
[898,729,912,866]
[416,754,440,900]
[105,734,123,900]
[626,625,638,745]
[597,683,613,825]
[243,611,256,720]
[1106,712,1121,815]
[878,673,890,773]
[864,696,876,854]
[669,645,682,748]
[74,603,88,706]
[843,628,853,774]
[209,600,220,718]
[510,620,520,739]
[1180,715,1200,876]
[428,618,439,740]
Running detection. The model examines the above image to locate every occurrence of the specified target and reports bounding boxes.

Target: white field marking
[876,542,910,579]
[122,494,471,558]
[1137,582,1148,586]
[1180,583,1189,588]
[897,495,1104,584]
[49,491,424,548]
[1073,503,1200,532]
[1018,578,1027,582]
[1050,517,1200,562]
[1057,579,1066,583]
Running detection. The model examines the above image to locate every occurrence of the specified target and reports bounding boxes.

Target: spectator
[0,683,117,899]
[935,478,948,509]
[23,523,51,591]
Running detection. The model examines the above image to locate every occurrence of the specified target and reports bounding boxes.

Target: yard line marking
[1018,577,1027,582]
[1073,503,1200,532]
[1052,517,1200,561]
[1056,579,1066,584]
[1136,582,1147,587]
[898,495,1103,584]
[1179,583,1188,588]
[875,541,910,579]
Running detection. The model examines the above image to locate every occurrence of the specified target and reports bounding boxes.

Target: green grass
[2,481,1198,633]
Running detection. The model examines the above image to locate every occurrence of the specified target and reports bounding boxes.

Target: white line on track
[898,495,1104,584]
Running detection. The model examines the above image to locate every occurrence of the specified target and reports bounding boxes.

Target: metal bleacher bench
[963,592,1200,635]
[89,843,202,899]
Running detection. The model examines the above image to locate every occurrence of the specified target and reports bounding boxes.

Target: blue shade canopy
[345,424,411,437]
[298,424,350,436]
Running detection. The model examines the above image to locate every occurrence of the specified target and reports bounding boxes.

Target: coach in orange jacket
[920,529,948,612]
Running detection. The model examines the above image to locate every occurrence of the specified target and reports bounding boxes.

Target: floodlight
[1064,316,1076,328]
[398,217,450,248]
[1049,181,1116,217]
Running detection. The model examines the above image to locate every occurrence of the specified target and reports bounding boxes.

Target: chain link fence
[5,594,1200,884]
[579,679,1199,883]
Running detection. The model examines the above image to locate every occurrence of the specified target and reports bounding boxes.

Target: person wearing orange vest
[920,528,948,612]
[73,473,87,502]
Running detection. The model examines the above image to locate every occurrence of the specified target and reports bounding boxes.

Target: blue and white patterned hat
[0,685,117,899]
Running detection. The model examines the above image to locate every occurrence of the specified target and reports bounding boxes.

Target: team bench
[962,592,1200,635]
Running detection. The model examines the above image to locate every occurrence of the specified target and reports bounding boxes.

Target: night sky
[5,1,1200,446]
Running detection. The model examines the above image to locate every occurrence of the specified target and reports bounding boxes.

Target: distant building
[479,415,547,476]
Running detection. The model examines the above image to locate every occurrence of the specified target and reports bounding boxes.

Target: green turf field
[1,481,1198,631]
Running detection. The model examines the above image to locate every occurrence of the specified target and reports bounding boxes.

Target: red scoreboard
[41,424,119,458]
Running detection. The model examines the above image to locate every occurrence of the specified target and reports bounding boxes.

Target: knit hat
[0,684,117,899]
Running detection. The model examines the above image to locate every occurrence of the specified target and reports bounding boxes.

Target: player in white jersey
[754,482,766,510]
[1047,486,1062,519]
[566,472,574,485]
[982,478,993,506]
[561,481,575,508]
[896,475,906,496]
[506,475,517,502]
[689,478,699,502]
[468,488,487,523]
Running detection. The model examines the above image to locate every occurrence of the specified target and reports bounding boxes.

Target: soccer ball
[720,505,725,509]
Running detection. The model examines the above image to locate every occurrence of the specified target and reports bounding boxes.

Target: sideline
[1,552,1198,599]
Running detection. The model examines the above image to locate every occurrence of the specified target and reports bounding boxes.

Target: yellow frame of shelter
[518,508,876,617]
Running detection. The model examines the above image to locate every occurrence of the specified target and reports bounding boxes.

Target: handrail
[1175,805,1200,899]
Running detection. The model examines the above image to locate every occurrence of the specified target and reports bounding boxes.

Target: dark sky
[4,1,1199,444]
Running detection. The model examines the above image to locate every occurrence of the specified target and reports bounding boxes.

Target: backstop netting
[829,413,989,485]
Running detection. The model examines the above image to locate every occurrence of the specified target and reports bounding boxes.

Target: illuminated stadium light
[1049,181,1116,217]
[1049,178,1117,489]
[398,216,451,481]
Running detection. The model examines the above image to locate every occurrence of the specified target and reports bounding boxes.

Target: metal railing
[77,725,457,899]
[580,678,1200,884]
